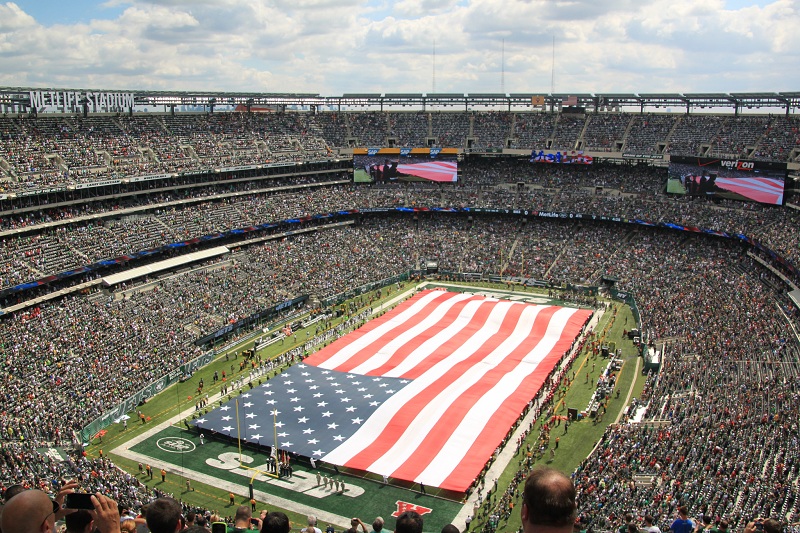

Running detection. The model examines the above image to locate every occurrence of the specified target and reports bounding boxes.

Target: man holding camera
[227,504,263,532]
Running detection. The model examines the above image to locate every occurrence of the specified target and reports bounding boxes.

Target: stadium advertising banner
[622,153,664,160]
[667,156,786,205]
[352,148,459,156]
[354,153,458,183]
[530,150,593,164]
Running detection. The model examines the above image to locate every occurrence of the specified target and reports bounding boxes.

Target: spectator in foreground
[745,518,784,533]
[145,497,184,533]
[2,485,26,503]
[1,489,60,533]
[65,510,94,533]
[520,467,577,533]
[2,490,120,533]
[643,515,661,533]
[345,518,368,533]
[307,515,322,533]
[669,507,694,533]
[261,511,291,533]
[229,504,260,532]
[395,511,423,533]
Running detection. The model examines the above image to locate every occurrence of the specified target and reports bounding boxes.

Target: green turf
[112,452,316,528]
[666,178,687,194]
[128,425,460,531]
[93,281,645,532]
[353,169,372,183]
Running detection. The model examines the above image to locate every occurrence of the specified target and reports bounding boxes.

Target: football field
[119,424,459,531]
[104,281,641,532]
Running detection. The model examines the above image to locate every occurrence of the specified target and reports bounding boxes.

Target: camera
[64,493,95,510]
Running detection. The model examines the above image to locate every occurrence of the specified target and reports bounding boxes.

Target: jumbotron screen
[667,156,786,205]
[354,155,458,183]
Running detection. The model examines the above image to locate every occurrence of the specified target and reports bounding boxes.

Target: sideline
[614,356,642,425]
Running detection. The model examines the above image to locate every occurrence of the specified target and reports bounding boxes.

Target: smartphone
[250,518,260,526]
[211,522,227,533]
[64,493,95,510]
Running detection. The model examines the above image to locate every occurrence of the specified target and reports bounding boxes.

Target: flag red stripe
[310,290,593,492]
[368,295,496,379]
[437,308,592,490]
[304,291,464,370]
[339,302,529,468]
[381,306,560,482]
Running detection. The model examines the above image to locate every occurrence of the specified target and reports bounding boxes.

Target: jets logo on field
[156,437,196,453]
[392,501,432,517]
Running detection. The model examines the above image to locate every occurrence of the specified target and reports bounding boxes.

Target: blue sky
[0,0,798,95]
[11,0,125,26]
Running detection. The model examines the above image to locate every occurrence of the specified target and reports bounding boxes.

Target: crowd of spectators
[582,114,629,152]
[623,115,675,155]
[1,117,799,533]
[753,116,800,161]
[572,233,800,532]
[431,112,471,148]
[2,161,799,292]
[550,115,586,151]
[471,112,511,150]
[2,111,799,193]
[0,447,152,512]
[388,113,429,147]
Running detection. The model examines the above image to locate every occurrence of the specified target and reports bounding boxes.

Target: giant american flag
[194,290,592,492]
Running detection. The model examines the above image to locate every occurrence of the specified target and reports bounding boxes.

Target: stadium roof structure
[1,86,799,114]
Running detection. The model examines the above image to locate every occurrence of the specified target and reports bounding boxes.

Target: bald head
[521,467,577,533]
[1,489,56,533]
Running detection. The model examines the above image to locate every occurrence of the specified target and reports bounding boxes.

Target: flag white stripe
[358,297,492,377]
[416,306,579,486]
[346,293,481,375]
[364,304,549,477]
[316,290,463,369]
[320,300,519,468]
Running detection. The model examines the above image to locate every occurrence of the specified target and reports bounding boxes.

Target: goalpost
[235,398,282,481]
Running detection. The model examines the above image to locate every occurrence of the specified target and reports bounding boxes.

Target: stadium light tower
[432,39,436,94]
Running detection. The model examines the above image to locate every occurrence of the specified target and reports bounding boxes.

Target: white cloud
[0,2,36,30]
[0,0,797,94]
[393,0,460,16]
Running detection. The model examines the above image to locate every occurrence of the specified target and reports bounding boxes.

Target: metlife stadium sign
[29,90,135,113]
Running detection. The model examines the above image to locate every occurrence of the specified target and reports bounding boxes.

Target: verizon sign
[720,160,755,171]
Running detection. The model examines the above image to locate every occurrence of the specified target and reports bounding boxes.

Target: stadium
[0,87,799,533]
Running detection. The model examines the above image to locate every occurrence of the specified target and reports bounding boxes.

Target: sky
[0,0,797,96]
